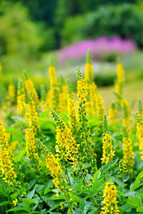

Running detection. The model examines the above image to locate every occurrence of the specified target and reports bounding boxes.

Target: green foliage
[94,70,116,87]
[62,4,143,47]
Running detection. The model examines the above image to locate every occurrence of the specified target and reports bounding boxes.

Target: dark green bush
[62,4,143,47]
[94,70,116,87]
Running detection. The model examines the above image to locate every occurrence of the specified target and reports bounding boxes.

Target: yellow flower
[96,90,105,120]
[84,63,94,85]
[47,66,60,111]
[0,121,17,185]
[17,79,26,116]
[8,84,15,105]
[108,102,117,125]
[58,85,68,112]
[122,129,134,174]
[67,94,78,135]
[101,133,115,164]
[25,128,41,164]
[25,79,39,105]
[116,63,125,86]
[13,198,18,206]
[101,183,119,214]
[0,62,2,74]
[24,100,40,132]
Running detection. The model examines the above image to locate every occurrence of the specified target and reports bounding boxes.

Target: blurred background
[0,0,143,107]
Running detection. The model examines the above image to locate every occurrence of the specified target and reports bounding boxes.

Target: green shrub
[94,70,116,87]
[62,4,143,47]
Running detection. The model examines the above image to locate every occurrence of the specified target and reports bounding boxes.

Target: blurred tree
[62,4,143,47]
[0,2,41,57]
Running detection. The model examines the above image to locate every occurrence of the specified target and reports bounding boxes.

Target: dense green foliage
[62,4,143,47]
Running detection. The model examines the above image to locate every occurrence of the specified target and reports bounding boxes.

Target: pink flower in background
[59,36,137,62]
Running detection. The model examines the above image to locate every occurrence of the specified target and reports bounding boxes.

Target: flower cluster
[58,85,68,112]
[108,102,117,125]
[101,182,119,214]
[8,84,16,105]
[52,111,79,169]
[122,128,134,173]
[24,100,40,132]
[17,79,26,115]
[136,100,143,160]
[67,93,78,136]
[25,128,41,164]
[47,66,60,111]
[25,78,39,105]
[0,121,16,185]
[59,36,136,62]
[101,116,115,164]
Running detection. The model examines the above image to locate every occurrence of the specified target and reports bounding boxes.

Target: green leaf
[89,209,97,214]
[6,127,23,141]
[12,116,24,122]
[49,203,61,212]
[127,195,142,208]
[7,207,29,212]
[27,189,35,199]
[14,148,26,162]
[38,118,56,133]
[130,171,143,191]
[49,195,65,200]
[0,201,12,207]
[84,202,92,214]
[72,183,83,191]
[71,194,85,204]
[93,169,101,182]
[35,185,44,193]
[10,192,18,200]
[39,110,50,118]
[100,159,118,176]
[28,179,37,189]
[137,207,143,212]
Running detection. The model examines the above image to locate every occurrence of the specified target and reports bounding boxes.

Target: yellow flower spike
[108,102,117,125]
[8,84,15,105]
[101,133,115,164]
[84,49,94,85]
[96,90,105,120]
[58,84,68,112]
[0,121,17,185]
[122,128,134,174]
[24,100,40,132]
[116,63,125,86]
[88,82,97,116]
[25,128,41,164]
[47,65,60,111]
[17,79,26,116]
[67,94,78,135]
[25,79,39,105]
[101,182,119,214]
[0,62,2,74]
[136,100,143,160]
